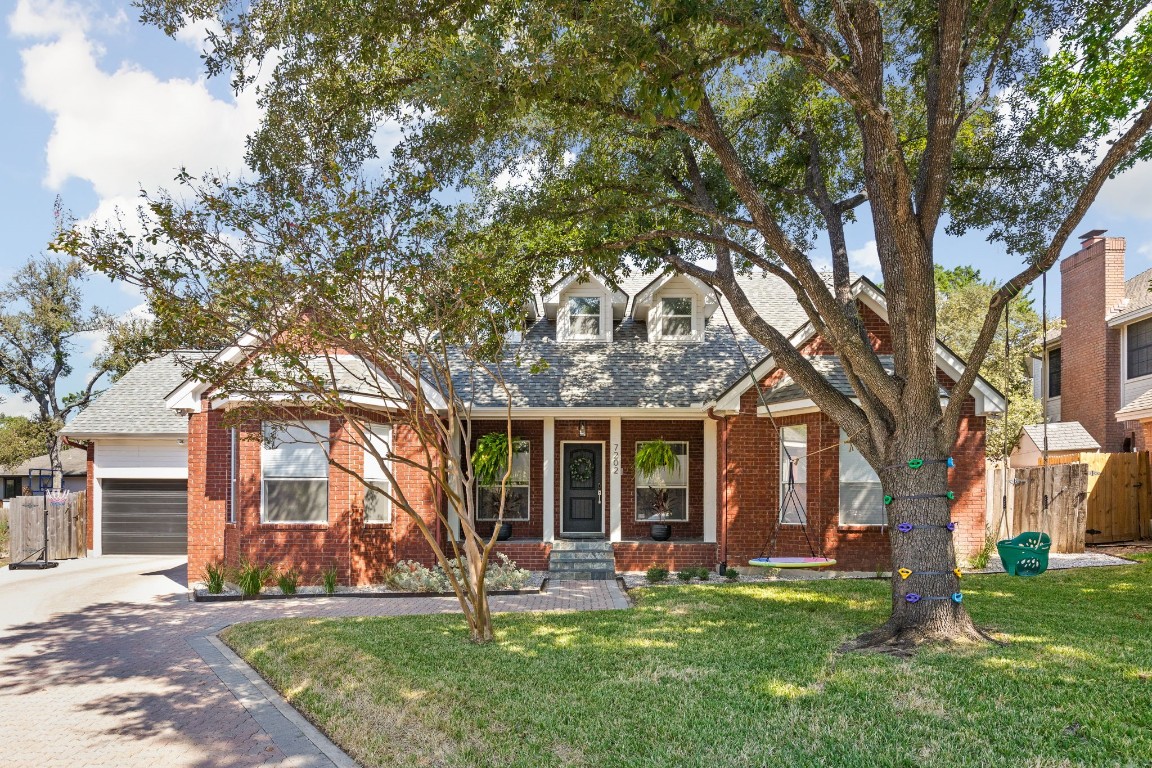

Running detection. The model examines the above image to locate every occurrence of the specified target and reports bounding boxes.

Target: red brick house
[67,272,1001,584]
[1037,231,1152,452]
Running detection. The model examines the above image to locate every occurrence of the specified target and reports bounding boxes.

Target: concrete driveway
[0,556,625,767]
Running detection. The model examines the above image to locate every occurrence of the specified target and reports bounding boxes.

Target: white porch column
[91,475,103,557]
[542,417,555,542]
[703,418,718,543]
[610,416,622,542]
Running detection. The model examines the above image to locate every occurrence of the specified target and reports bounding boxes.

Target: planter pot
[497,522,514,541]
[650,523,672,542]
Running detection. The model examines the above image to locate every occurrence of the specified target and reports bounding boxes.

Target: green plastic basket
[996,532,1051,577]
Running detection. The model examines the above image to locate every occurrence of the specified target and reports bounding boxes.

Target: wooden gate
[8,493,87,563]
[1010,463,1088,553]
[1079,452,1151,544]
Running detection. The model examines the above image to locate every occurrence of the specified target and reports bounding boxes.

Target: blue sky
[3,0,1152,416]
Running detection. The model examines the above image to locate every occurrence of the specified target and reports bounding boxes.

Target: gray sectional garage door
[101,480,188,555]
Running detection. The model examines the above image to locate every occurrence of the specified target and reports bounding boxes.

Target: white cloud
[1095,159,1152,220]
[848,240,882,279]
[11,0,261,206]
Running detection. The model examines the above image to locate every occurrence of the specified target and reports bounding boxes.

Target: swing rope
[712,287,830,562]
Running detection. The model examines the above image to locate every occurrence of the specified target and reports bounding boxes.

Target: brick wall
[718,299,988,571]
[189,406,443,587]
[613,542,717,571]
[620,420,705,540]
[467,420,545,540]
[1060,235,1127,450]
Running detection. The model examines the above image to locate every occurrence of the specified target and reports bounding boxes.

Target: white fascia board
[1108,303,1152,328]
[465,406,708,419]
[62,431,187,440]
[543,274,629,319]
[757,400,822,417]
[1117,406,1152,422]
[165,330,268,412]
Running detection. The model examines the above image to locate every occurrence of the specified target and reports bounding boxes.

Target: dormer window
[569,296,602,338]
[660,297,694,338]
[632,273,716,343]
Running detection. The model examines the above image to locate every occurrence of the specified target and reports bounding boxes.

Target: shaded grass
[223,564,1152,768]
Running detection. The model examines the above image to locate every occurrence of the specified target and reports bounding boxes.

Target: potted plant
[635,439,681,542]
[472,432,528,541]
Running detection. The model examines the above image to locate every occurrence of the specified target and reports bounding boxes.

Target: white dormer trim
[543,274,627,343]
[632,273,718,344]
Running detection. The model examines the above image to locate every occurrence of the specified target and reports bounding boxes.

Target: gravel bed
[191,570,547,600]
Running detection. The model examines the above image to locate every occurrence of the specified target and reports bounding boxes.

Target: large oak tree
[129,0,1152,648]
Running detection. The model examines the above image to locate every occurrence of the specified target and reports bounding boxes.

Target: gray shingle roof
[761,356,896,405]
[1117,387,1152,418]
[61,353,197,437]
[1021,422,1100,452]
[456,271,806,408]
[0,448,87,477]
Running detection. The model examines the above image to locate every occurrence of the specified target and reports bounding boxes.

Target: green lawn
[223,562,1152,768]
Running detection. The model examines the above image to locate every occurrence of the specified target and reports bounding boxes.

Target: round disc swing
[711,289,836,570]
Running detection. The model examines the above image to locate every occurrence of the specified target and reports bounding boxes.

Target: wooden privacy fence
[986,460,1087,552]
[8,492,87,563]
[986,451,1152,549]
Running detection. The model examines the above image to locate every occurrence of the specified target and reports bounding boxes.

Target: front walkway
[0,556,627,767]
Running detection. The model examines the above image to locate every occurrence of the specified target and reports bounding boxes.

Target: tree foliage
[0,415,53,468]
[60,171,537,642]
[103,0,1152,647]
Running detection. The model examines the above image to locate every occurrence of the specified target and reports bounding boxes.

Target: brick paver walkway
[0,556,627,766]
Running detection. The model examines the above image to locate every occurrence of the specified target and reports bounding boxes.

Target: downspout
[710,409,728,573]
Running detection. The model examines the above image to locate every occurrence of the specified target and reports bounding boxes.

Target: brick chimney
[1059,231,1127,450]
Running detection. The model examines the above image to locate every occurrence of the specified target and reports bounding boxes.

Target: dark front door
[562,443,603,534]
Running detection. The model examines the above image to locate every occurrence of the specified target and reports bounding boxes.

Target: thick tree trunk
[843,427,991,652]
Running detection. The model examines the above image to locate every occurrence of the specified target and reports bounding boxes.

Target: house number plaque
[612,443,620,474]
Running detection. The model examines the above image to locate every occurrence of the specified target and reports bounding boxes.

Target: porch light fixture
[579,421,587,437]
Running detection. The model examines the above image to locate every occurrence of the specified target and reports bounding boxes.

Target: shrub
[202,561,227,594]
[384,553,532,593]
[235,560,273,597]
[724,567,739,581]
[970,530,998,570]
[320,566,339,594]
[483,552,532,590]
[385,560,450,592]
[695,566,711,581]
[677,569,694,582]
[276,568,300,595]
[646,565,669,583]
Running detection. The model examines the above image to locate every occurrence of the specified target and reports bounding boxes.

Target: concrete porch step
[551,539,615,552]
[549,549,616,561]
[548,570,617,581]
[550,559,615,572]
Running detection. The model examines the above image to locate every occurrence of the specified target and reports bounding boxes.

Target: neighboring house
[1010,423,1101,468]
[148,271,1000,585]
[0,448,88,506]
[59,355,194,555]
[1036,230,1152,451]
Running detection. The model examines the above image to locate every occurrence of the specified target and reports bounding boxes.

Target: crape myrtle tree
[132,0,1152,648]
[61,173,537,643]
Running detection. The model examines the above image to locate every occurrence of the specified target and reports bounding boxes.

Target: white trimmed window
[568,296,602,339]
[363,425,392,524]
[657,295,696,341]
[477,441,531,521]
[261,420,329,523]
[838,430,885,526]
[779,425,807,524]
[635,441,689,521]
